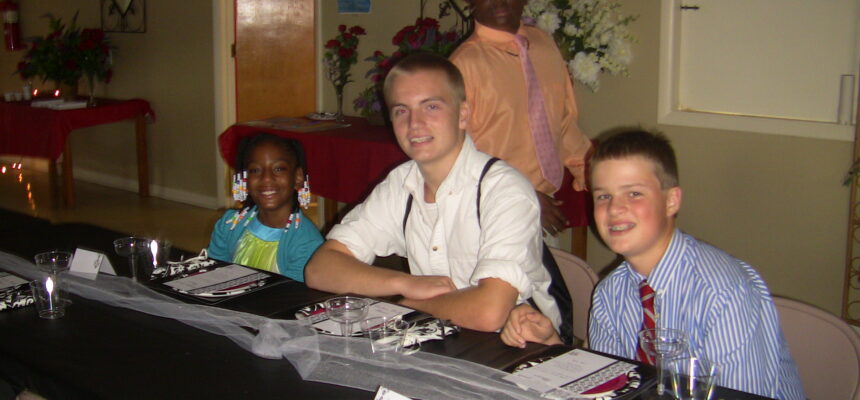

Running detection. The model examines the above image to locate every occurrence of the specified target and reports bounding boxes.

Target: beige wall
[0,0,218,206]
[575,1,852,316]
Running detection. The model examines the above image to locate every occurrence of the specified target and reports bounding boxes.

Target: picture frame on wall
[101,0,146,33]
[338,0,371,14]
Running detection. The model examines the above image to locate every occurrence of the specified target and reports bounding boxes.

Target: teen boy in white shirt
[305,53,560,332]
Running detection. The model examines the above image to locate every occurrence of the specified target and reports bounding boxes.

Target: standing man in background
[450,0,592,245]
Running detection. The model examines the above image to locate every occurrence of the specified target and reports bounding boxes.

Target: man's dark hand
[536,191,568,236]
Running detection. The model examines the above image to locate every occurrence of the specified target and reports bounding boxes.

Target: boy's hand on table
[501,303,562,348]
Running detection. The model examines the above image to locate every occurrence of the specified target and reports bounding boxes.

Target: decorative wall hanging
[101,0,145,33]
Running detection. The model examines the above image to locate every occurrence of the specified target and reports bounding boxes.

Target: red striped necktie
[637,280,656,364]
[513,34,563,190]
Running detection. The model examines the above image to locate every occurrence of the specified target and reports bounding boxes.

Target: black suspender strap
[475,158,500,228]
[402,157,499,233]
[400,157,573,344]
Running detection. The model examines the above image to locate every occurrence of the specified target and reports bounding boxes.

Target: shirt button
[449,191,453,195]
[432,246,438,251]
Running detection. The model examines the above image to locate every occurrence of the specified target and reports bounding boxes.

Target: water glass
[361,316,408,356]
[638,328,689,396]
[325,296,369,337]
[667,356,718,400]
[140,239,172,279]
[30,278,65,319]
[113,237,149,281]
[34,251,73,274]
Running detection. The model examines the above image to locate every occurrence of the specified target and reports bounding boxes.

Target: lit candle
[45,277,54,312]
[32,89,38,97]
[53,89,60,97]
[150,240,159,268]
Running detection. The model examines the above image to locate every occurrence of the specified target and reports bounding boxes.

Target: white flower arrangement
[524,0,636,92]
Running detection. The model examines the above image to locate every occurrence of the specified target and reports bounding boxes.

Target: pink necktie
[637,280,657,365]
[514,34,563,190]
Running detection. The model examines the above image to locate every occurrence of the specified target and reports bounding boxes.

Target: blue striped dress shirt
[589,230,805,400]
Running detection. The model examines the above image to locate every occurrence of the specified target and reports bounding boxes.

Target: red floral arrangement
[354,18,462,118]
[323,24,366,95]
[16,14,112,86]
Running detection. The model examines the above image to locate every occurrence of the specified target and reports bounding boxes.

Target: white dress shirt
[328,136,561,328]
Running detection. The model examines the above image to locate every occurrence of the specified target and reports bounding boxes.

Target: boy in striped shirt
[501,130,804,399]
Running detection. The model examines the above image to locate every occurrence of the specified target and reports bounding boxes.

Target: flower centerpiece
[523,0,636,92]
[353,18,462,122]
[16,14,112,103]
[323,24,366,121]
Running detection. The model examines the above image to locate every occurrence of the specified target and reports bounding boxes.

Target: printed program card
[0,272,27,291]
[163,264,263,294]
[503,349,635,395]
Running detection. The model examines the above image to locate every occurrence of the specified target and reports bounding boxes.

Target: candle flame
[46,277,54,294]
[33,89,38,96]
[53,89,60,97]
[150,240,159,267]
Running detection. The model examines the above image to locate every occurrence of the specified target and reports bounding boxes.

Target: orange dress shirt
[450,22,591,195]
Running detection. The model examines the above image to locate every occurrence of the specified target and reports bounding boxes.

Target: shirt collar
[402,135,478,198]
[473,21,529,55]
[621,229,684,292]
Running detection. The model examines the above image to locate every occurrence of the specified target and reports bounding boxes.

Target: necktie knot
[514,34,528,51]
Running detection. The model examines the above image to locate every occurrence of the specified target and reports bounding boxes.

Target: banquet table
[0,215,774,400]
[0,98,154,207]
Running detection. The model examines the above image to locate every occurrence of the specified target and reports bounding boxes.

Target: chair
[773,296,860,400]
[549,247,599,345]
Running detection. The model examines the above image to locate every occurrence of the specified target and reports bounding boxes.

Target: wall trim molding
[0,156,219,209]
[657,0,855,142]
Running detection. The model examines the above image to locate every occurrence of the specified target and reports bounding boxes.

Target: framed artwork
[101,0,146,33]
[338,0,371,14]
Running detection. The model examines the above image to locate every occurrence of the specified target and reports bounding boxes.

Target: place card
[70,248,116,278]
[163,263,266,294]
[503,349,636,396]
[374,386,413,400]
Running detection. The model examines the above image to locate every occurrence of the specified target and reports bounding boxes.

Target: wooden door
[235,0,316,122]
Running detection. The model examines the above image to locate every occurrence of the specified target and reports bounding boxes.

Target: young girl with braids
[208,133,323,281]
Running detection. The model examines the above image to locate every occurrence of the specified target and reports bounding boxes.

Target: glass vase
[335,90,345,122]
[86,74,97,107]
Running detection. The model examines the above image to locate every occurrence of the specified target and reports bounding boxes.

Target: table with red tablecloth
[220,116,408,207]
[219,116,589,253]
[0,98,155,206]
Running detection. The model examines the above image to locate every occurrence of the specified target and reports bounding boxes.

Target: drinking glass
[667,356,718,400]
[34,251,72,275]
[141,239,172,279]
[113,237,149,282]
[325,296,369,337]
[33,251,72,316]
[361,316,408,357]
[639,328,689,397]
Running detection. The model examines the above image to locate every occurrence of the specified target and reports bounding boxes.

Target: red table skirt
[0,98,154,160]
[219,117,408,204]
[219,116,588,227]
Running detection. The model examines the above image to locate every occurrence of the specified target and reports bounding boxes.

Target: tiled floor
[0,160,320,254]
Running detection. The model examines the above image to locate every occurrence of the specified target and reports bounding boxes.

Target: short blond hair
[383,52,466,106]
